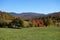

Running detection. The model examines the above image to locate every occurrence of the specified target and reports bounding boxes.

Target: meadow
[0,27,60,40]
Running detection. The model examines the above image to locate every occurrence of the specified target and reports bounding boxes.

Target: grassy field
[0,27,60,40]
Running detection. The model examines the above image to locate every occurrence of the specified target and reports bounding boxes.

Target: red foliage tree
[32,20,39,27]
[39,21,44,27]
[35,20,39,27]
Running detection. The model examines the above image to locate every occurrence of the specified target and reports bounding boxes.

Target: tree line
[0,11,60,29]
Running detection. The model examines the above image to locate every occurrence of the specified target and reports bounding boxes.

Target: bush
[0,21,8,28]
[8,18,24,28]
[23,21,30,28]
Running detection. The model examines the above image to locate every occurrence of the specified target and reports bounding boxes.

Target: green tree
[9,18,24,28]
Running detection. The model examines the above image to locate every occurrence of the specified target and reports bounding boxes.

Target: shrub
[0,21,8,28]
[8,18,24,28]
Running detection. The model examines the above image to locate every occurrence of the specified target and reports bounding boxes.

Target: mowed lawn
[0,27,60,40]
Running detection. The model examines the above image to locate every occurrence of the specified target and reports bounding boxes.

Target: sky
[0,0,60,14]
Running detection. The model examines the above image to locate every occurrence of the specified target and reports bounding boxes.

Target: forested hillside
[0,11,60,28]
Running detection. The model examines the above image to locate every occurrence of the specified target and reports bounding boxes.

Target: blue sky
[0,0,60,14]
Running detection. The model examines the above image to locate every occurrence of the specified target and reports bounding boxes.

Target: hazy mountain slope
[10,12,45,19]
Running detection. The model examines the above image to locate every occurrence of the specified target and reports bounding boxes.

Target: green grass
[0,27,60,40]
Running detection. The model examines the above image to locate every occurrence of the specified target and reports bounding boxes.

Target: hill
[0,11,60,28]
[10,12,45,19]
[0,11,19,23]
[10,12,60,19]
[47,12,60,17]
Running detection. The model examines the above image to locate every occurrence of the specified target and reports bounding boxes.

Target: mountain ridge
[0,11,60,19]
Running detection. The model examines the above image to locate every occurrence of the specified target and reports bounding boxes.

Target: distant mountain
[10,12,45,19]
[10,12,17,15]
[0,11,60,20]
[47,12,60,17]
